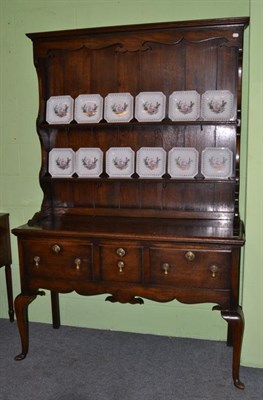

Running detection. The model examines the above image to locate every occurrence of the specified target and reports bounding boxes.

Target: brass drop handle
[210,264,219,278]
[74,258,81,270]
[34,256,40,267]
[52,244,61,253]
[185,251,195,262]
[117,260,125,273]
[116,248,126,257]
[162,263,170,275]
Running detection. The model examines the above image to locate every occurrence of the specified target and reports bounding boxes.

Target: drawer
[150,247,231,289]
[99,244,143,283]
[21,239,92,280]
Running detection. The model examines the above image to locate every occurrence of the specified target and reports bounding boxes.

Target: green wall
[1,0,262,368]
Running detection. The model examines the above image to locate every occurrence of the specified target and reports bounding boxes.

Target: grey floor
[0,318,262,400]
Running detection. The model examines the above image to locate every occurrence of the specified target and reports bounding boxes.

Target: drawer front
[150,247,231,289]
[22,239,92,280]
[99,244,143,283]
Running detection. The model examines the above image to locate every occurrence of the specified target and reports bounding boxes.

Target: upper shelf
[38,120,240,129]
[26,18,248,226]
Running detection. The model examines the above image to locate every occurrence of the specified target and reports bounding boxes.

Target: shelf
[43,175,237,184]
[38,119,239,130]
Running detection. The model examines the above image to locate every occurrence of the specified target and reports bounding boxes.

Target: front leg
[221,306,245,389]
[14,292,45,360]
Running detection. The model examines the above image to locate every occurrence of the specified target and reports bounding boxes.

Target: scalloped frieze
[36,31,241,61]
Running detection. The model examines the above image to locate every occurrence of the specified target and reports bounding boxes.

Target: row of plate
[46,90,235,124]
[49,146,233,179]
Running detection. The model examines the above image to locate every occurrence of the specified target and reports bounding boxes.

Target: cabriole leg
[14,293,40,360]
[221,306,245,389]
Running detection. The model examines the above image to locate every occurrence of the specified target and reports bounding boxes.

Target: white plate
[136,147,166,178]
[49,148,75,177]
[201,147,233,179]
[201,90,235,121]
[46,96,74,124]
[75,148,103,177]
[168,147,199,179]
[135,92,166,122]
[104,93,133,122]
[168,91,200,121]
[106,147,135,178]
[74,94,103,123]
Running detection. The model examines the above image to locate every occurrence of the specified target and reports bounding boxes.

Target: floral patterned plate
[168,147,199,178]
[104,93,134,122]
[46,96,74,124]
[135,92,166,122]
[168,91,200,121]
[201,147,233,179]
[74,94,103,123]
[106,147,135,178]
[49,148,75,177]
[75,148,103,177]
[136,147,166,178]
[201,90,235,121]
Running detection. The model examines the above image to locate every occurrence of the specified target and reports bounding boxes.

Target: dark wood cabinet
[0,213,14,322]
[12,17,249,389]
